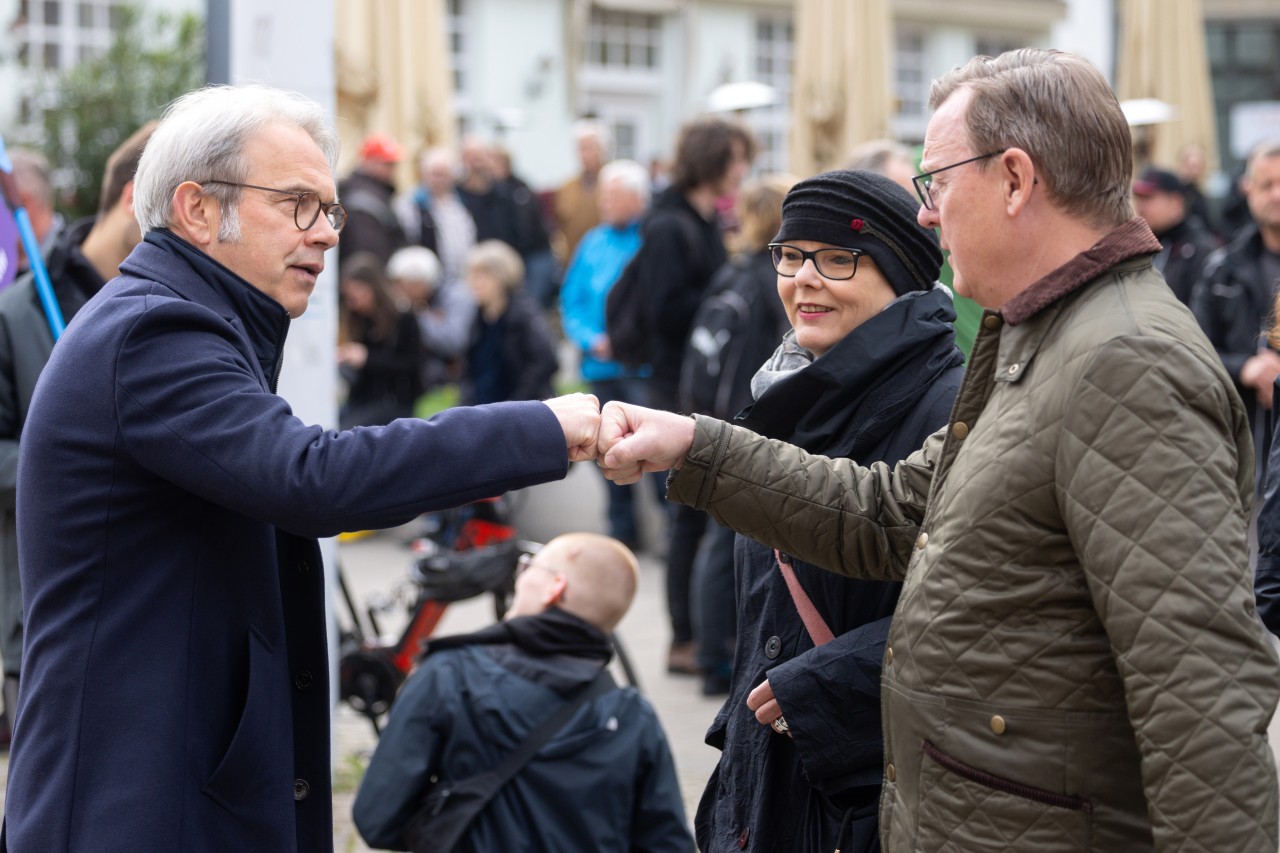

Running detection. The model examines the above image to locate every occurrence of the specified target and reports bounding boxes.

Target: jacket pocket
[915,739,1091,852]
[203,627,277,812]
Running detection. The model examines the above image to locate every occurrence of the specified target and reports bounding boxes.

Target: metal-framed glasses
[201,180,347,232]
[516,553,554,579]
[769,243,865,280]
[912,151,1004,211]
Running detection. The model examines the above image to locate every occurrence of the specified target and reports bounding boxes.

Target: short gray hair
[387,246,443,285]
[8,148,53,209]
[930,49,1133,229]
[1246,138,1280,179]
[572,119,613,157]
[598,159,650,207]
[133,84,339,238]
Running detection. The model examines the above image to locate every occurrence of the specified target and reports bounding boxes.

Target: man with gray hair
[598,49,1279,851]
[393,146,477,287]
[5,84,600,852]
[5,148,63,275]
[554,119,613,264]
[387,244,475,391]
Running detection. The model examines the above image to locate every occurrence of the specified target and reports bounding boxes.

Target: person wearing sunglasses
[5,84,601,853]
[691,170,964,853]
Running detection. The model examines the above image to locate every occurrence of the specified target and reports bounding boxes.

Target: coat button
[294,778,310,801]
[737,829,750,849]
[915,532,928,549]
[886,763,896,782]
[885,646,894,666]
[990,715,1007,735]
[983,314,1002,330]
[296,559,310,576]
[952,421,969,440]
[1007,363,1021,376]
[764,636,782,659]
[295,670,314,691]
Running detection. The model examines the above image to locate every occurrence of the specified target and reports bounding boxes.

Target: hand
[543,393,601,463]
[746,679,791,738]
[1242,350,1280,409]
[596,402,696,485]
[590,334,612,361]
[336,342,368,369]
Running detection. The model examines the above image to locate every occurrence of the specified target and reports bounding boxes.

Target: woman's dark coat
[695,287,964,853]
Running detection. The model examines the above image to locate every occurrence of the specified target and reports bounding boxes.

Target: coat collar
[121,229,292,391]
[1000,218,1161,327]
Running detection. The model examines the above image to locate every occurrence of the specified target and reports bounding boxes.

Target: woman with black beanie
[695,170,965,853]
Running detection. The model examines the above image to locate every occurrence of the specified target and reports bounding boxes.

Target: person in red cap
[337,132,409,269]
[1131,165,1217,306]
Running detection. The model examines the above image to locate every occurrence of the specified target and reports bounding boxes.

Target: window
[1206,19,1280,169]
[78,2,94,28]
[584,6,660,70]
[895,28,926,120]
[43,41,60,69]
[975,35,1025,59]
[751,12,794,173]
[447,0,468,94]
[42,0,60,26]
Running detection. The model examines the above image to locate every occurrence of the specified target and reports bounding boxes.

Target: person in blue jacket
[560,158,650,546]
[354,532,693,852]
[3,84,600,853]
[692,171,965,853]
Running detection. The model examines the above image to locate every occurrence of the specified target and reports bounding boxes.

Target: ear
[120,180,137,219]
[541,573,569,608]
[1000,148,1038,217]
[169,181,218,248]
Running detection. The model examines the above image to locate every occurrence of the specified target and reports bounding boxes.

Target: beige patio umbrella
[334,0,456,187]
[1116,0,1219,174]
[788,0,893,179]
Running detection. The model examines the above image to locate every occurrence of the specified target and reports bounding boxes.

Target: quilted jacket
[668,219,1280,852]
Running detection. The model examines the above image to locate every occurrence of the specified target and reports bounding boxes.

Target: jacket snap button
[990,715,1007,735]
[983,314,1002,330]
[295,670,313,691]
[886,762,896,782]
[885,646,893,666]
[293,778,310,801]
[764,636,782,660]
[915,532,928,549]
[296,559,310,576]
[1007,363,1020,375]
[952,421,969,440]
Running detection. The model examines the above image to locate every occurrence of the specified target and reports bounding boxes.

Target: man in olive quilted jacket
[598,49,1280,853]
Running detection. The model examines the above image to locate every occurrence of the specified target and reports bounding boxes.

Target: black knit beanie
[773,169,943,295]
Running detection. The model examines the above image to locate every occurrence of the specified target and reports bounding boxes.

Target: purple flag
[0,195,17,291]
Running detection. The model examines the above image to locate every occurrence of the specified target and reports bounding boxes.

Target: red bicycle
[337,498,639,735]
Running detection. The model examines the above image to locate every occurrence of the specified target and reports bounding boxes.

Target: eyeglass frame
[516,552,557,579]
[199,180,347,233]
[768,243,866,281]
[911,150,1005,211]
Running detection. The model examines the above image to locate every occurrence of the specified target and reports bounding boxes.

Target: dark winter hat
[773,169,942,294]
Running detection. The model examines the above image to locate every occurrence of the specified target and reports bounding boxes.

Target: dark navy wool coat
[4,230,568,852]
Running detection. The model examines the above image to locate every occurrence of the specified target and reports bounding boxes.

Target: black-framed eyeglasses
[768,243,865,281]
[912,151,1005,211]
[200,180,347,232]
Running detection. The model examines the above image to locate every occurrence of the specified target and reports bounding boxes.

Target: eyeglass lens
[771,245,861,280]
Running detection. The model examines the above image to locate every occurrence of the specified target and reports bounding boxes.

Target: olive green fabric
[668,235,1280,852]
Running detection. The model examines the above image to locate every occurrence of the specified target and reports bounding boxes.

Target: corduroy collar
[1001,218,1161,326]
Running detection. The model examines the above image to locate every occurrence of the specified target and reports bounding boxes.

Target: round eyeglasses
[769,243,865,280]
[201,180,347,233]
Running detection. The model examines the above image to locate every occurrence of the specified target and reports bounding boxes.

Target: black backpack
[605,210,703,368]
[678,255,787,420]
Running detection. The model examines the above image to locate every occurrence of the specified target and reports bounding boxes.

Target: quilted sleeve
[666,415,942,582]
[1057,335,1280,853]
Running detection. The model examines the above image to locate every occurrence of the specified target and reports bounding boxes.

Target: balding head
[505,533,638,633]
